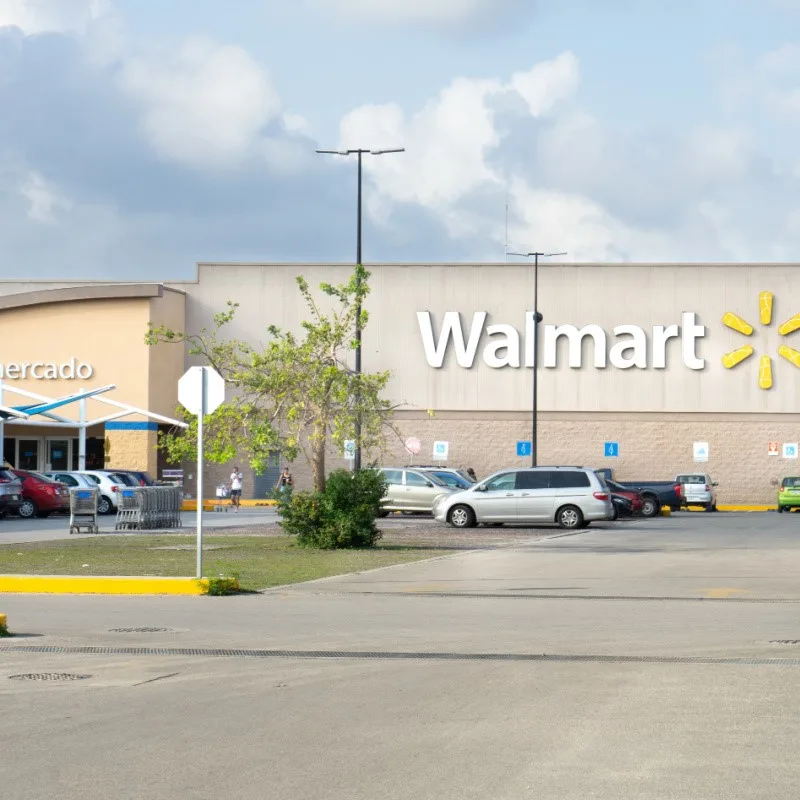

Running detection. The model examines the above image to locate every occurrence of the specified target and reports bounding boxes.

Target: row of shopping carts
[114,486,184,531]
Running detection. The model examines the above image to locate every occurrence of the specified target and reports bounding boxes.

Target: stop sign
[178,366,225,416]
[404,437,421,455]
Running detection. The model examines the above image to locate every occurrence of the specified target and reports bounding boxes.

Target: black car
[610,493,634,520]
[101,470,155,486]
[0,468,23,518]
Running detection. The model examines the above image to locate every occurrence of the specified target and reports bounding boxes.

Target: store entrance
[2,436,105,471]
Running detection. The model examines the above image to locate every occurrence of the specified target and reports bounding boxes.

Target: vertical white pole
[196,368,206,579]
[79,398,87,471]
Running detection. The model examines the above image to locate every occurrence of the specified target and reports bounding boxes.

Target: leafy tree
[145,266,397,491]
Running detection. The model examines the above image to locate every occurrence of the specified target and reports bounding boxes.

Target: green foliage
[206,575,241,596]
[280,468,387,549]
[0,621,10,637]
[145,266,398,489]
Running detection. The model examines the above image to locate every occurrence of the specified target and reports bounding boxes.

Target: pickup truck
[596,471,682,517]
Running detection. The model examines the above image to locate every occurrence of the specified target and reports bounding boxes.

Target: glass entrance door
[18,439,41,471]
[47,439,71,471]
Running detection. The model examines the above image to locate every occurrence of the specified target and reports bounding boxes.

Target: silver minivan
[433,467,613,529]
[378,468,457,514]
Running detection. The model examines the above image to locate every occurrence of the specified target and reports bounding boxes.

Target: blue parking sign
[516,441,532,458]
[604,442,619,458]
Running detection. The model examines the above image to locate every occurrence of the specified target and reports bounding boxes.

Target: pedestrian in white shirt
[230,467,243,511]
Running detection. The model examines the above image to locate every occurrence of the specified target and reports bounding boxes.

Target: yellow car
[778,477,800,512]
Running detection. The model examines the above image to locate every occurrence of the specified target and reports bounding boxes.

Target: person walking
[230,466,243,511]
[275,466,294,495]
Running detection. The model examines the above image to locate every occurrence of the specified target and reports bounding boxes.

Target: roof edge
[0,283,176,312]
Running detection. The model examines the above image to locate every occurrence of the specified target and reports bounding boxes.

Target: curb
[181,499,278,512]
[0,575,211,596]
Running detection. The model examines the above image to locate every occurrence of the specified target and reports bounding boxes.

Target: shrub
[206,575,240,596]
[280,468,386,549]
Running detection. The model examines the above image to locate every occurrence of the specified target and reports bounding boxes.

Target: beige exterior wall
[170,262,800,415]
[4,264,800,502]
[0,287,186,476]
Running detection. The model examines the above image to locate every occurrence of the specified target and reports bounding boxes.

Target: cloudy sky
[3,0,800,278]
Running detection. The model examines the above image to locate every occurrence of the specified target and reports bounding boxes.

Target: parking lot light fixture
[315,147,405,473]
[507,250,567,467]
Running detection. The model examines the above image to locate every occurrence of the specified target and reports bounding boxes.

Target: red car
[11,470,71,519]
[607,480,645,515]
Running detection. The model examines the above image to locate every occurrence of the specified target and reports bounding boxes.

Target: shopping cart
[69,488,99,535]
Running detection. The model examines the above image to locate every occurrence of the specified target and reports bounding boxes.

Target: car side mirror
[475,484,487,492]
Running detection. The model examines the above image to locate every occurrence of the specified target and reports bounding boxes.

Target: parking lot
[3,510,800,799]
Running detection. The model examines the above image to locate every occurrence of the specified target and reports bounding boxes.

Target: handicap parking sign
[784,443,798,460]
[604,442,619,458]
[516,441,532,458]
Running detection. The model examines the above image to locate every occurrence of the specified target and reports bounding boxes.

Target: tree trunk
[311,433,326,493]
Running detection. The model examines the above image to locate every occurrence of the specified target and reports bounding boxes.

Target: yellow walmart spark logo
[722,291,800,390]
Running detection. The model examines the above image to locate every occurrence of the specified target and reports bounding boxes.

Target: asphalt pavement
[0,507,279,544]
[3,512,800,799]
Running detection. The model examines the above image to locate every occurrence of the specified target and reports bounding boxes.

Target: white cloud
[339,53,578,216]
[308,0,526,27]
[0,0,109,34]
[339,50,800,262]
[20,171,72,223]
[119,38,290,170]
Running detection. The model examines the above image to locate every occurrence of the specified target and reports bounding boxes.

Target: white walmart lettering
[417,312,706,371]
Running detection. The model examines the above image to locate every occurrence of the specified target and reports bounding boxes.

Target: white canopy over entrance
[0,382,188,471]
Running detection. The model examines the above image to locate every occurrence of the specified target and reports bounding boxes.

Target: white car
[44,470,127,515]
[434,466,614,530]
[676,473,718,511]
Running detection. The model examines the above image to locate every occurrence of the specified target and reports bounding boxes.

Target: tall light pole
[316,147,405,473]
[508,251,567,467]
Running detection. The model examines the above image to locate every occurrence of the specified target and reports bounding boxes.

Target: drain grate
[109,627,174,633]
[9,672,91,681]
[2,644,800,668]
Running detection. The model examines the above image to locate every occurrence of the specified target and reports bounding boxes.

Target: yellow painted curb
[181,499,277,511]
[0,575,210,595]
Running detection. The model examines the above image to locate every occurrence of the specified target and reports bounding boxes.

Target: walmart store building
[0,263,798,504]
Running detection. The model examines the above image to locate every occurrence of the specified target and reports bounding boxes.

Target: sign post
[178,366,225,579]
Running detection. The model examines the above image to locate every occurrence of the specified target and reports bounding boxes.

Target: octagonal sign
[178,366,225,416]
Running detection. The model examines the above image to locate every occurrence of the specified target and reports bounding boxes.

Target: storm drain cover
[9,673,91,681]
[109,627,174,633]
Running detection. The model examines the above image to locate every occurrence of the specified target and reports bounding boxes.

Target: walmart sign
[417,311,706,371]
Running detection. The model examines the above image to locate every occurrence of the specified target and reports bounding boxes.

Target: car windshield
[677,475,705,484]
[433,472,470,488]
[782,477,800,488]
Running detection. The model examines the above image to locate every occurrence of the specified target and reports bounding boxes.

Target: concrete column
[104,424,159,475]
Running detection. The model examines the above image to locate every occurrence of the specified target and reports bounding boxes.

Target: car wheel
[448,505,476,529]
[640,496,660,517]
[18,499,37,519]
[98,496,113,515]
[557,505,584,530]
